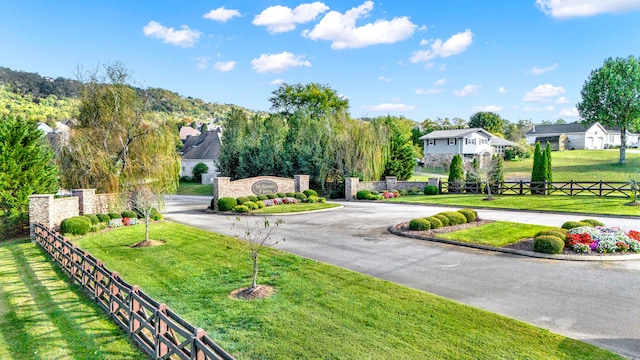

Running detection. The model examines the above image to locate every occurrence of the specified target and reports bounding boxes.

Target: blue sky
[2,1,640,124]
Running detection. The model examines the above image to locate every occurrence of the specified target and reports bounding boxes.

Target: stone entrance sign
[251,180,279,195]
[213,175,309,210]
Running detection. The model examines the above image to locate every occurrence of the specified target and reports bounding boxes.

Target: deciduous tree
[469,112,505,137]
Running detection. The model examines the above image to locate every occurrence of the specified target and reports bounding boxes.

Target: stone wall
[345,176,440,199]
[212,175,310,210]
[95,193,117,214]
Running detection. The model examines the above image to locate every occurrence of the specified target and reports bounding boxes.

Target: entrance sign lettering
[251,180,278,195]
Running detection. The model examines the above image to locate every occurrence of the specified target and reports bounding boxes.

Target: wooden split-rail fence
[33,223,235,360]
[440,180,635,198]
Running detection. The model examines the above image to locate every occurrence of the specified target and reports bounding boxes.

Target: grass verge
[436,221,554,246]
[0,239,146,360]
[387,194,640,216]
[253,202,340,214]
[177,181,212,196]
[74,222,620,359]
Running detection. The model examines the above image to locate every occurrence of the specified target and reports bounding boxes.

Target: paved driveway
[164,196,640,358]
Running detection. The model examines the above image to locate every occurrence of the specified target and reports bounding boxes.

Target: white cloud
[415,88,444,95]
[536,0,640,18]
[143,21,201,47]
[434,78,449,86]
[270,79,285,85]
[522,84,565,102]
[559,107,579,117]
[251,52,312,73]
[410,29,473,63]
[253,2,329,33]
[195,57,211,70]
[303,1,417,49]
[532,63,558,75]
[498,86,507,93]
[378,76,391,82]
[472,105,503,112]
[365,103,416,112]
[213,61,236,72]
[523,105,555,112]
[203,7,241,22]
[555,96,571,104]
[453,84,480,97]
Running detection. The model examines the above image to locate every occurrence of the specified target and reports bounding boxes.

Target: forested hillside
[0,66,256,124]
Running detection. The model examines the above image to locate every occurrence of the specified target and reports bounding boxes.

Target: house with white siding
[419,128,514,166]
[524,122,608,150]
[180,128,222,184]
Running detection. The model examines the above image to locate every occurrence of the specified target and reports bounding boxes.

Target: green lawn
[388,194,640,216]
[0,239,146,360]
[436,221,553,246]
[503,149,640,182]
[177,181,212,195]
[253,202,340,214]
[73,222,620,360]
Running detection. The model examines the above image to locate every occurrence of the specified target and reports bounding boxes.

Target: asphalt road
[164,195,640,359]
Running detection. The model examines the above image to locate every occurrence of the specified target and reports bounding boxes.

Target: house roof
[524,121,602,136]
[490,137,517,147]
[180,129,222,160]
[419,128,493,140]
[179,126,201,140]
[601,125,640,136]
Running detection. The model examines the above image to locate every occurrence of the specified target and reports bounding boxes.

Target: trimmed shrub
[256,201,265,209]
[457,209,476,223]
[409,218,431,231]
[232,205,250,213]
[61,216,91,236]
[286,192,296,197]
[434,214,450,227]
[562,221,593,230]
[303,189,318,197]
[307,195,318,203]
[440,211,468,225]
[277,192,287,198]
[461,208,478,218]
[121,210,138,219]
[580,219,605,227]
[536,230,567,242]
[218,197,238,211]
[366,194,379,201]
[247,195,259,202]
[96,213,110,223]
[236,196,250,205]
[108,212,121,219]
[267,194,278,199]
[84,214,99,225]
[356,190,371,200]
[319,197,327,203]
[371,191,379,195]
[192,162,209,183]
[294,192,307,201]
[257,195,269,201]
[399,189,408,196]
[533,235,565,254]
[424,185,439,195]
[244,201,259,210]
[427,216,442,229]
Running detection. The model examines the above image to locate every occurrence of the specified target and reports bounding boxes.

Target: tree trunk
[620,126,627,165]
[145,214,150,242]
[252,253,259,291]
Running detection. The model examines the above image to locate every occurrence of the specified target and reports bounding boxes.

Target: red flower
[566,233,593,247]
[627,230,640,241]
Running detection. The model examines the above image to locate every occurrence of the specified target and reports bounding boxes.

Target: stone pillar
[29,194,54,241]
[428,178,440,187]
[345,177,359,200]
[385,176,397,191]
[72,189,96,215]
[213,177,231,210]
[294,175,310,193]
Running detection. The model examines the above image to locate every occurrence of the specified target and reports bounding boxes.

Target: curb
[205,204,344,216]
[388,225,640,262]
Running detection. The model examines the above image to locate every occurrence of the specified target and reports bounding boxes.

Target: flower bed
[567,226,640,254]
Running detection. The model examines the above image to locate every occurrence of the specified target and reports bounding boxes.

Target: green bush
[409,218,431,231]
[295,192,307,201]
[232,205,250,213]
[434,214,450,227]
[319,197,326,203]
[150,208,162,221]
[580,219,605,227]
[121,210,138,219]
[440,211,467,225]
[457,209,476,223]
[236,196,250,205]
[191,162,209,183]
[371,191,379,195]
[533,235,565,254]
[307,195,318,203]
[277,192,287,198]
[561,221,593,230]
[218,197,238,211]
[60,216,91,236]
[424,185,439,195]
[96,213,110,223]
[256,201,265,209]
[286,192,296,197]
[108,212,121,219]
[244,201,259,210]
[267,194,278,199]
[356,190,371,200]
[247,195,259,202]
[83,214,99,224]
[536,230,567,242]
[303,189,318,197]
[399,189,408,196]
[258,195,269,201]
[427,216,442,229]
[365,194,379,200]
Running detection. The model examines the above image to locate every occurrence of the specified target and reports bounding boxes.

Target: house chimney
[532,125,535,133]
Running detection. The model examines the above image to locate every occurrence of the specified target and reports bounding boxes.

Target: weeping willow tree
[59,63,180,200]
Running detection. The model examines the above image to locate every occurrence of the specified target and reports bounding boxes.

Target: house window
[479,138,489,145]
[428,139,435,146]
[448,138,456,145]
[465,138,476,145]
[610,135,615,142]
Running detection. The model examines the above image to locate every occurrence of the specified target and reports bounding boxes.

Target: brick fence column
[29,194,54,241]
[294,175,310,193]
[385,176,397,191]
[72,189,96,215]
[345,178,359,200]
[213,177,230,210]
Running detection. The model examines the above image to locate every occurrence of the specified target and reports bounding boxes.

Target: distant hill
[0,66,258,124]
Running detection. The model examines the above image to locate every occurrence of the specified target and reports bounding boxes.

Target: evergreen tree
[465,157,480,193]
[543,142,553,182]
[531,142,545,194]
[0,115,58,238]
[382,116,416,181]
[490,154,504,194]
[448,154,465,193]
